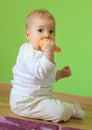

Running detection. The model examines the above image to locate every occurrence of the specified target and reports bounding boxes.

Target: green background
[0,0,92,97]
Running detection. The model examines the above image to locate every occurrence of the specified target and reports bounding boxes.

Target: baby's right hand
[39,39,61,52]
[40,39,55,63]
[41,39,55,53]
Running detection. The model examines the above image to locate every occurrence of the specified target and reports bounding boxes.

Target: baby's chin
[33,45,42,51]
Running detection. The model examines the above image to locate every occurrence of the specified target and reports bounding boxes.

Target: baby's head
[25,9,56,50]
[25,9,55,30]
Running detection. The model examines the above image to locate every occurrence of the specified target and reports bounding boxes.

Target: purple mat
[0,116,82,130]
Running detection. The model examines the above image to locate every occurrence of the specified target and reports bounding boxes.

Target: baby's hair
[25,9,55,29]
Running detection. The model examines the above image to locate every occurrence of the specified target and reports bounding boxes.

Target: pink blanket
[0,116,81,130]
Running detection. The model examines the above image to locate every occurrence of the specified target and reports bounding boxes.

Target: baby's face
[25,16,55,50]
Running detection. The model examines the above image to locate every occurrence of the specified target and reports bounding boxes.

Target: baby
[10,9,85,122]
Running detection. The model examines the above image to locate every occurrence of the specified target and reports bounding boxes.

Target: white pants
[10,94,79,122]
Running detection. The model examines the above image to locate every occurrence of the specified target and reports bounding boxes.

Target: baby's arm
[41,39,55,63]
[56,66,72,81]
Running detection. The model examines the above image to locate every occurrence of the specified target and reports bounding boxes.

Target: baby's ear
[25,30,30,39]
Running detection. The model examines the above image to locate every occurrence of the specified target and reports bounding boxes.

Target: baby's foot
[72,103,85,119]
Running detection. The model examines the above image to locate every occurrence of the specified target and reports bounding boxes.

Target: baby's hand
[60,66,71,78]
[56,66,72,80]
[41,39,55,53]
[39,39,61,52]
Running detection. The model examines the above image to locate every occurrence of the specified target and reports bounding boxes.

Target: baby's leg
[28,98,85,122]
[71,103,85,119]
[33,98,73,122]
[10,94,85,122]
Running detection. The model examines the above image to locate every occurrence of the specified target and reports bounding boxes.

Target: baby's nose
[43,32,50,39]
[44,36,50,39]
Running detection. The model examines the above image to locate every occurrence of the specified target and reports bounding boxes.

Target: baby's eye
[38,29,43,32]
[49,30,55,34]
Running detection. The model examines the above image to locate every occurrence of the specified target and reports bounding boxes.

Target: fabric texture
[0,116,81,130]
[11,43,56,96]
[10,94,85,122]
[10,43,85,122]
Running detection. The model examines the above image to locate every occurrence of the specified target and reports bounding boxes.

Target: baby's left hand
[60,66,72,78]
[56,66,72,80]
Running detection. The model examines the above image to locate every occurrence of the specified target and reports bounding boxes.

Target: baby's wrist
[43,52,54,63]
[44,51,54,55]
